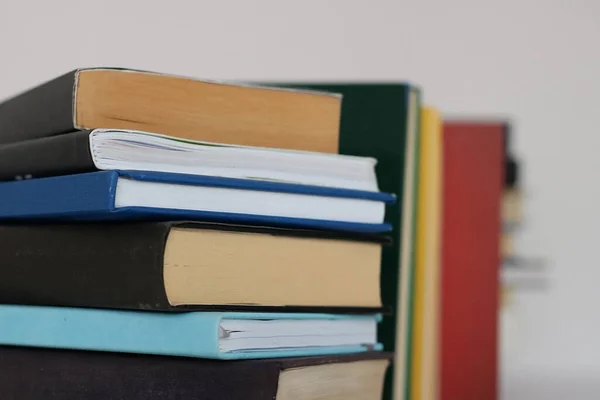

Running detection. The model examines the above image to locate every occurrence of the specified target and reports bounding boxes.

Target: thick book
[0,305,381,359]
[0,347,391,400]
[0,170,394,232]
[273,83,421,400]
[0,129,379,191]
[0,68,341,153]
[409,108,443,400]
[441,122,503,400]
[0,222,386,311]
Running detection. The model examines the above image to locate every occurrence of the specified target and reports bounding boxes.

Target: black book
[0,130,93,181]
[0,68,341,153]
[0,347,391,400]
[0,222,387,312]
[0,129,381,197]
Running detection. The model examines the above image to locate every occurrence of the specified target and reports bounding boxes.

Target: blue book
[0,305,382,360]
[0,170,394,233]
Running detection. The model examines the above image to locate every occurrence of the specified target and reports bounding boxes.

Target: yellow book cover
[409,107,443,400]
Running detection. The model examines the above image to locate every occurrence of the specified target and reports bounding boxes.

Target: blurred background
[1,1,598,398]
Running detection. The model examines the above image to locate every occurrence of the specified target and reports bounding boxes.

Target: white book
[89,129,379,191]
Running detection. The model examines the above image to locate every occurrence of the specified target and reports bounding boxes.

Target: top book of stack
[0,68,342,153]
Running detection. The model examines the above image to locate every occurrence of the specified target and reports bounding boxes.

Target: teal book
[0,305,381,360]
[269,83,421,400]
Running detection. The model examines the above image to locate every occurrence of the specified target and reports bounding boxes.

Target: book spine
[0,305,222,358]
[0,130,95,181]
[0,170,118,218]
[440,123,502,400]
[0,223,174,310]
[0,70,78,145]
[0,346,280,400]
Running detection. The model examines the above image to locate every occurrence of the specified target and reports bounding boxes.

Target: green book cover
[271,84,421,400]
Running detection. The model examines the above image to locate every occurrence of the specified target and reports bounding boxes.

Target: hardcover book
[0,347,391,400]
[0,306,382,360]
[0,170,394,232]
[0,222,387,311]
[0,68,342,153]
[0,129,379,190]
[272,83,421,400]
[440,122,503,400]
[409,107,443,400]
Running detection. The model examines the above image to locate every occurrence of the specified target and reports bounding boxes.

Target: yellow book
[409,107,443,400]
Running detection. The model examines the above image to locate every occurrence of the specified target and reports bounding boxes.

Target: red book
[440,122,503,400]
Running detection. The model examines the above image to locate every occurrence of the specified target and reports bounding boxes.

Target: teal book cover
[0,305,382,360]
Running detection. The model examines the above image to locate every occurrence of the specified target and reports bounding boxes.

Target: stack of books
[0,68,400,399]
[0,72,506,400]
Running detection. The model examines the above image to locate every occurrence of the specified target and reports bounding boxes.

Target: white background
[1,0,599,398]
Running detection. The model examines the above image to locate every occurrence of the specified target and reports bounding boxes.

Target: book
[0,170,394,232]
[0,129,378,191]
[501,120,519,189]
[409,107,443,400]
[501,232,516,259]
[270,83,421,400]
[0,347,391,400]
[0,222,386,311]
[0,68,342,153]
[441,122,503,400]
[503,188,523,226]
[0,305,382,359]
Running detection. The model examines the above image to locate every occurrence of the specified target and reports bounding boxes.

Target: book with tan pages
[0,68,341,153]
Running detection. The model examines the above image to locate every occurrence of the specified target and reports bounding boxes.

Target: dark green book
[270,83,421,400]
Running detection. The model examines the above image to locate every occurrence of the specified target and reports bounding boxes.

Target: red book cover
[440,122,503,400]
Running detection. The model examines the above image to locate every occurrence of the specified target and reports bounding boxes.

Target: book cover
[0,347,391,400]
[440,122,503,400]
[0,128,378,190]
[409,107,443,400]
[0,130,94,181]
[0,170,394,233]
[0,221,387,312]
[0,306,382,360]
[0,68,341,153]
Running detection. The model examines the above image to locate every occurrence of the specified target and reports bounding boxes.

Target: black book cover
[503,122,520,188]
[0,130,95,181]
[0,71,78,145]
[0,346,391,400]
[0,221,388,312]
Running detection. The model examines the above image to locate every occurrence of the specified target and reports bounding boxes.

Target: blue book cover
[0,305,382,360]
[0,170,394,233]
